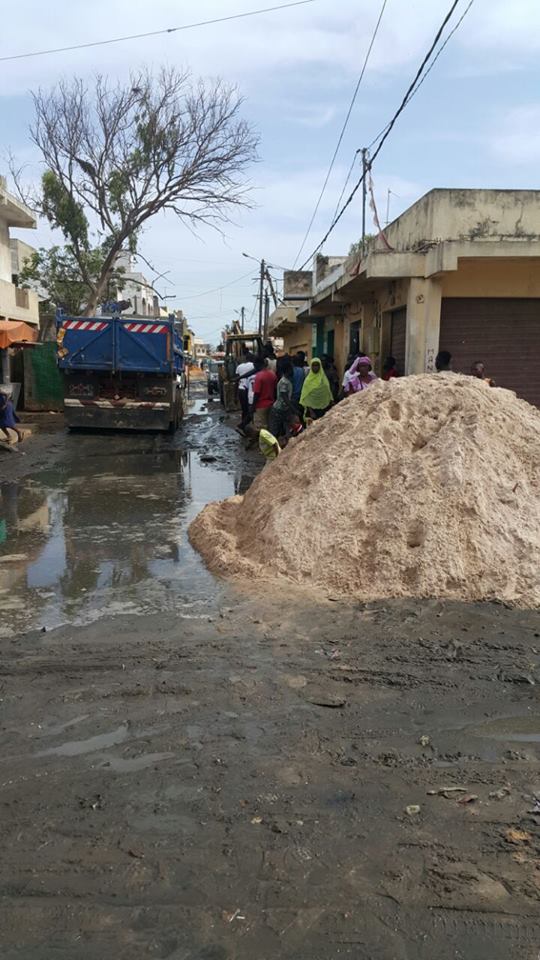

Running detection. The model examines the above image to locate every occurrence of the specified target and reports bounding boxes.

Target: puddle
[466,715,540,744]
[41,714,90,737]
[0,396,259,634]
[100,752,175,772]
[37,724,129,757]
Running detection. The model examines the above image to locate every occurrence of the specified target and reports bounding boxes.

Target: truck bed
[56,313,184,431]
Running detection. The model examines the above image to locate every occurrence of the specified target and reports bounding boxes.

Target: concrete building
[10,238,37,281]
[115,253,161,318]
[269,189,540,407]
[0,177,39,326]
[193,337,211,363]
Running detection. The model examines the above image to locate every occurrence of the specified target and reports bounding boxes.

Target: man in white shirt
[236,350,255,434]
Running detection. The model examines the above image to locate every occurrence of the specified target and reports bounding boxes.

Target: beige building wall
[441,257,540,297]
[384,189,540,252]
[283,321,313,359]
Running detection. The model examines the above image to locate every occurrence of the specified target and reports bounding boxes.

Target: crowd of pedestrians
[235,344,494,461]
[235,345,383,460]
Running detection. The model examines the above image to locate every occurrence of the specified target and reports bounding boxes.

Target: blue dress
[0,395,19,429]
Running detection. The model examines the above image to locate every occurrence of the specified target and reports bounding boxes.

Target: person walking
[269,359,295,439]
[322,355,340,402]
[291,354,306,410]
[251,357,277,430]
[0,390,24,444]
[435,350,452,372]
[382,356,399,380]
[343,356,377,395]
[263,343,277,373]
[236,349,255,434]
[471,360,495,386]
[300,357,334,420]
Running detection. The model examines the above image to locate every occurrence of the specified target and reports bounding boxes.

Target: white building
[193,337,210,362]
[115,253,161,318]
[0,176,39,326]
[10,238,37,281]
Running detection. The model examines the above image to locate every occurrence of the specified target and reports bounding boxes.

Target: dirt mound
[189,374,540,606]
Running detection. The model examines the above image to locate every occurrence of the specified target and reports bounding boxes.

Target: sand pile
[189,375,540,606]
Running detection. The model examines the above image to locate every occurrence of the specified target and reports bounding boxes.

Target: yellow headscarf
[300,358,334,411]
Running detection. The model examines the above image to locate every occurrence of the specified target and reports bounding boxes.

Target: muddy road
[1,387,539,959]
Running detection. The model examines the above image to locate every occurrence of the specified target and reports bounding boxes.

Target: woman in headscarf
[322,354,340,402]
[300,357,334,420]
[343,356,377,395]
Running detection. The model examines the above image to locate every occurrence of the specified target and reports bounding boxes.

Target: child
[245,424,280,462]
[0,389,23,443]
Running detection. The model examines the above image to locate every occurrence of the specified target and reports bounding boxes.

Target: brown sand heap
[189,374,540,606]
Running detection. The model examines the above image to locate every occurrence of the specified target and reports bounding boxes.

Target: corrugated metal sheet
[390,308,406,375]
[440,298,540,407]
[23,342,63,412]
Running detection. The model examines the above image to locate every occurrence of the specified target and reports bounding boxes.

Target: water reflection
[0,433,244,635]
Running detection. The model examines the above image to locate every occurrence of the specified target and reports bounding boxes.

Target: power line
[367,0,475,151]
[292,0,389,267]
[0,0,318,63]
[299,0,466,269]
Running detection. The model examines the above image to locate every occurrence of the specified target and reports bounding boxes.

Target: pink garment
[344,357,377,394]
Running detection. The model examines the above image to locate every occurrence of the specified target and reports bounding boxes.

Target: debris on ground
[505,828,532,844]
[305,691,347,708]
[427,786,469,798]
[190,375,540,606]
[489,787,511,800]
[405,804,421,816]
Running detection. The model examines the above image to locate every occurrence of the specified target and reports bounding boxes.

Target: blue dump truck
[56,305,185,431]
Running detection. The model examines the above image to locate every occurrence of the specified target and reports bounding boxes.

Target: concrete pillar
[362,302,380,363]
[1,348,10,386]
[423,277,443,373]
[405,277,442,374]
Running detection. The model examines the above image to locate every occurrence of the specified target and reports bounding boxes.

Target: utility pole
[258,258,265,339]
[361,148,368,257]
[240,306,245,333]
[264,269,279,309]
[264,291,270,340]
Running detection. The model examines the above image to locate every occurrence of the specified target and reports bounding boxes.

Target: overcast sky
[2,0,539,342]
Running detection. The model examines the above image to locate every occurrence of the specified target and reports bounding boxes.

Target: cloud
[4,0,540,343]
[287,104,338,129]
[0,0,474,97]
[461,0,540,61]
[487,105,540,164]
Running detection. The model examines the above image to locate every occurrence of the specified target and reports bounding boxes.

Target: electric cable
[292,0,389,267]
[298,0,467,269]
[367,0,476,151]
[0,0,318,63]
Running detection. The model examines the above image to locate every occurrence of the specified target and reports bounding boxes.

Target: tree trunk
[83,247,121,316]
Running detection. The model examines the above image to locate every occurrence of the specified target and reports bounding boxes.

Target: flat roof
[0,187,37,229]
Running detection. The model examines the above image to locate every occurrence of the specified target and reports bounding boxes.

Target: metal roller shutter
[390,307,406,375]
[440,298,540,407]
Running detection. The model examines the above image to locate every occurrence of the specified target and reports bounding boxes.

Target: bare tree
[28,68,258,315]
